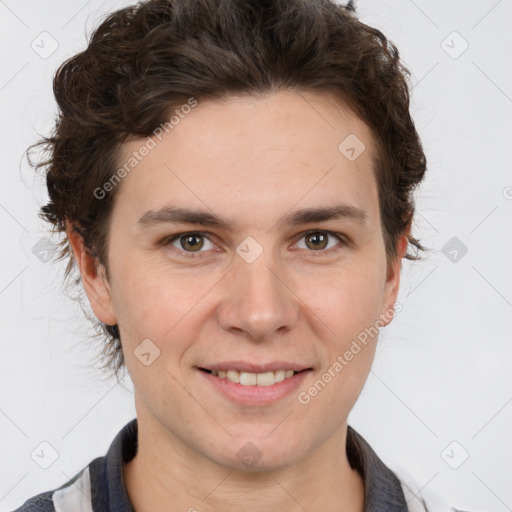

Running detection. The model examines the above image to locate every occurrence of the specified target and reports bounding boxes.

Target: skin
[67,90,408,512]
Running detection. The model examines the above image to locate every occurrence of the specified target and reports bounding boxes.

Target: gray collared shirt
[12,418,467,511]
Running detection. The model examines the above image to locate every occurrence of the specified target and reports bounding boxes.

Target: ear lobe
[66,222,117,326]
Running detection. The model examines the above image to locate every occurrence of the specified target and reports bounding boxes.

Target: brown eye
[179,233,205,252]
[164,232,215,259]
[304,231,329,251]
[295,230,345,257]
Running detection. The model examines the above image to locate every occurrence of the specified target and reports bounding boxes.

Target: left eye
[163,230,344,259]
[295,230,343,254]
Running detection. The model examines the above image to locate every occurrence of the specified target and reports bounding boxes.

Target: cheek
[307,265,386,336]
[109,259,220,355]
[112,275,182,337]
[299,273,382,417]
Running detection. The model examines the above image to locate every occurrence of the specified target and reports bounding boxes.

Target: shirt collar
[90,418,408,512]
[346,425,409,511]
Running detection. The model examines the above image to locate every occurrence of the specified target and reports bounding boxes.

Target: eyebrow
[135,204,367,231]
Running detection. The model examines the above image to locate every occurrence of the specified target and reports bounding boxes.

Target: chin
[205,432,306,473]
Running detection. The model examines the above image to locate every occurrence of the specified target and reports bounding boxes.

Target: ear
[66,222,117,326]
[379,225,410,327]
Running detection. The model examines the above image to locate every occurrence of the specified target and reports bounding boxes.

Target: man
[14,0,466,510]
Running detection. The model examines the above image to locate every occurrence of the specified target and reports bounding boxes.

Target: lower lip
[197,369,312,406]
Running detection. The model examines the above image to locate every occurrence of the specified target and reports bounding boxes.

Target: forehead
[114,90,380,229]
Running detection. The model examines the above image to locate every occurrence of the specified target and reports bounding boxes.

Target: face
[73,90,404,471]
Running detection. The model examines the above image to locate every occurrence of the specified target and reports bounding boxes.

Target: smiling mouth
[199,368,310,386]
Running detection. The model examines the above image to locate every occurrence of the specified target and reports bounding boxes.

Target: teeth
[274,370,285,382]
[226,370,240,383]
[256,372,275,386]
[240,372,257,385]
[211,369,299,386]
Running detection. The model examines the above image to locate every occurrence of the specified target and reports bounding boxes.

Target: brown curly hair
[29,0,427,381]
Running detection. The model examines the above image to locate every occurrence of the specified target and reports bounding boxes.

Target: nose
[216,248,299,342]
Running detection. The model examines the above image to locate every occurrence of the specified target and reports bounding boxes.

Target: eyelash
[161,230,347,260]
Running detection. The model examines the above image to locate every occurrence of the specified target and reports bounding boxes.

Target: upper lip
[198,361,312,373]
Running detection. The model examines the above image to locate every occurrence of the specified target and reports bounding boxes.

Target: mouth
[197,364,313,406]
[198,367,311,387]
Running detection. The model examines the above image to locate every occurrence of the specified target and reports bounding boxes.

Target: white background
[0,1,511,510]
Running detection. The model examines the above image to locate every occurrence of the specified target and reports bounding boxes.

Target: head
[32,0,426,471]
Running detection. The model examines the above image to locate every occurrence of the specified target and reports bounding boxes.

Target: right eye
[162,232,217,259]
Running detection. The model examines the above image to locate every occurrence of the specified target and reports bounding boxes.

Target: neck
[124,416,365,512]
